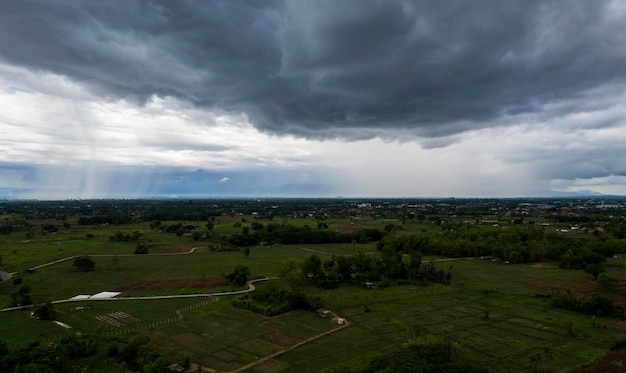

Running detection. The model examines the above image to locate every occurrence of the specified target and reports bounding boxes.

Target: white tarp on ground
[70,294,91,300]
[54,320,72,329]
[0,271,12,281]
[70,292,121,300]
[90,291,121,299]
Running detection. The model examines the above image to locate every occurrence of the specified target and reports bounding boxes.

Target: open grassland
[263,259,624,372]
[1,215,625,372]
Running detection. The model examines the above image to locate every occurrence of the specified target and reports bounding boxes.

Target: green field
[1,214,625,372]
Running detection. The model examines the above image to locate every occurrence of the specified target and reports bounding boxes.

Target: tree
[408,250,422,281]
[243,247,250,258]
[141,357,165,373]
[72,256,95,271]
[560,249,575,269]
[0,339,8,358]
[32,302,55,320]
[278,260,304,291]
[10,284,32,306]
[226,264,250,287]
[584,264,605,280]
[597,273,618,290]
[134,242,148,254]
[192,231,202,241]
[301,254,323,284]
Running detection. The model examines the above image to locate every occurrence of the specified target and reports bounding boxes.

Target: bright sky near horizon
[2,1,626,199]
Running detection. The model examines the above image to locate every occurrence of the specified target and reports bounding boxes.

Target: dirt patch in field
[574,349,626,372]
[153,245,191,253]
[524,279,556,291]
[607,321,626,333]
[114,278,228,291]
[261,331,302,347]
[531,262,555,268]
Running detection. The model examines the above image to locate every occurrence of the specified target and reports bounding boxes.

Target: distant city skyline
[2,1,626,199]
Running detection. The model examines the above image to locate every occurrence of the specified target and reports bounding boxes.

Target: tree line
[228,224,385,247]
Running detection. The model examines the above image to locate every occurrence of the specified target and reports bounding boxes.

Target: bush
[134,242,148,254]
[73,256,95,271]
[225,264,250,287]
[597,273,618,290]
[32,302,55,320]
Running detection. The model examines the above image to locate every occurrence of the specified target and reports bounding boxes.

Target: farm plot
[260,259,623,373]
[142,303,342,372]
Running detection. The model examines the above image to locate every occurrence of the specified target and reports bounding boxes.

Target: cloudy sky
[2,1,626,199]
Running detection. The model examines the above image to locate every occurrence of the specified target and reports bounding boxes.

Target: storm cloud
[2,1,626,198]
[2,1,625,139]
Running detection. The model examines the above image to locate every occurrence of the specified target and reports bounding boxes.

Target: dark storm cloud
[1,0,625,139]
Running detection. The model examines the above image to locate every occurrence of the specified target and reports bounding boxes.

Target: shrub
[73,256,95,271]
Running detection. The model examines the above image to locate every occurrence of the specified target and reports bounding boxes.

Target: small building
[316,308,331,318]
[167,363,185,373]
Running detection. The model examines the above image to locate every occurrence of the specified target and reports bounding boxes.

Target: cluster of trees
[77,213,133,225]
[8,283,32,307]
[140,202,222,221]
[282,252,450,290]
[1,221,72,237]
[376,225,626,266]
[228,224,385,247]
[559,248,605,270]
[40,223,59,233]
[0,334,176,373]
[150,221,197,236]
[232,284,323,316]
[109,231,142,242]
[0,334,97,372]
[551,289,625,318]
[106,335,169,372]
[558,248,619,287]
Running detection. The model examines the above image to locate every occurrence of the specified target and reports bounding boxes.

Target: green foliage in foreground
[357,336,491,373]
[0,334,172,373]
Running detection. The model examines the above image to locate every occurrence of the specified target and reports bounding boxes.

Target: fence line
[102,296,219,337]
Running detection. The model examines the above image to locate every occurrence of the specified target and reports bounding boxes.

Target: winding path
[1,277,276,312]
[27,246,203,271]
[1,247,272,312]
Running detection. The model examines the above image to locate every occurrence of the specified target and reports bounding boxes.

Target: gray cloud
[1,1,625,139]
